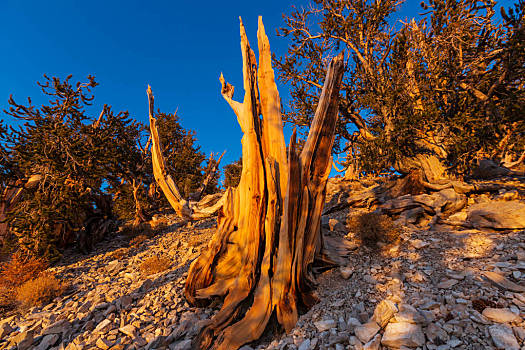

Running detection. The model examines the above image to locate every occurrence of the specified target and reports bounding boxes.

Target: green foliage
[277,0,525,177]
[155,111,209,198]
[223,157,242,188]
[4,76,142,260]
[3,75,218,259]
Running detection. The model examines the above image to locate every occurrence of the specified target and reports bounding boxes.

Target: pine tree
[4,76,137,259]
[223,157,242,188]
[276,0,525,181]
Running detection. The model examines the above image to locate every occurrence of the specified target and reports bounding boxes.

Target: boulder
[471,159,510,179]
[314,319,336,332]
[371,300,398,328]
[467,201,525,229]
[489,324,520,350]
[355,322,380,343]
[381,322,425,348]
[35,334,59,350]
[482,308,520,323]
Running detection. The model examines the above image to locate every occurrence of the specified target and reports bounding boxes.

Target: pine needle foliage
[276,0,525,177]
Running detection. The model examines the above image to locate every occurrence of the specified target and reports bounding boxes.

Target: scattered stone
[410,239,429,249]
[0,322,13,338]
[340,266,353,279]
[297,339,310,350]
[120,294,133,309]
[119,324,137,337]
[11,331,34,350]
[169,339,192,350]
[36,334,59,350]
[314,319,336,332]
[437,279,458,289]
[446,270,466,280]
[489,324,520,350]
[372,299,398,327]
[329,218,346,232]
[42,319,71,335]
[426,323,449,344]
[381,322,425,348]
[483,271,525,292]
[94,319,113,333]
[482,308,520,323]
[96,338,113,350]
[363,334,381,350]
[3,185,525,350]
[355,322,380,343]
[395,304,425,324]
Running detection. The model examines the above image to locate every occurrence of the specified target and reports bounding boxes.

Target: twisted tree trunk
[149,96,226,221]
[0,175,42,244]
[179,17,344,350]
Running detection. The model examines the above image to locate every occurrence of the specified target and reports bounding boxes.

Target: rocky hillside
[1,176,525,350]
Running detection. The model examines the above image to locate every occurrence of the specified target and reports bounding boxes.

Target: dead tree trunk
[131,179,148,226]
[189,151,225,201]
[149,97,226,221]
[178,18,344,350]
[0,175,42,243]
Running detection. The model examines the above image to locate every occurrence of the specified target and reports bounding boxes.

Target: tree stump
[181,17,344,350]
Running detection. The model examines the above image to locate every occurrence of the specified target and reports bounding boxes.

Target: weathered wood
[190,151,225,201]
[181,17,344,350]
[148,17,343,349]
[148,87,228,221]
[0,175,42,242]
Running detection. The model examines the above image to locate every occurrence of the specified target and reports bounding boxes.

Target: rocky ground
[1,178,525,350]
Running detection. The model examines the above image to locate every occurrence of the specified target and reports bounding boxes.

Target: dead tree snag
[166,17,345,350]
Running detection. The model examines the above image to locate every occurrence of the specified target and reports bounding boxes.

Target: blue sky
[0,0,515,176]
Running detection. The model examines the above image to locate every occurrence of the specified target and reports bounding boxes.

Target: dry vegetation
[16,272,67,308]
[0,252,67,311]
[121,222,153,238]
[109,247,129,260]
[149,216,170,231]
[130,234,149,247]
[139,255,171,276]
[347,211,403,248]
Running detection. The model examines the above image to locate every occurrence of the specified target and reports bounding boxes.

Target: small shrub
[139,255,171,276]
[120,222,153,238]
[149,216,170,232]
[472,298,501,314]
[130,234,148,246]
[0,252,47,312]
[16,272,66,308]
[0,252,47,288]
[110,247,129,260]
[347,212,402,248]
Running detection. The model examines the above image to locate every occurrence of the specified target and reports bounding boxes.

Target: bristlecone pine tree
[222,157,242,188]
[150,17,345,350]
[276,0,525,181]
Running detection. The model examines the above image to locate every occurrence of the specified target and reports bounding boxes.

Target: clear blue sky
[0,0,515,174]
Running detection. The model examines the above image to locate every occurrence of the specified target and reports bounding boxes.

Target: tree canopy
[276,0,525,180]
[1,75,213,259]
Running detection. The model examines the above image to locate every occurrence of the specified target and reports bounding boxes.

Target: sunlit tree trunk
[178,18,344,350]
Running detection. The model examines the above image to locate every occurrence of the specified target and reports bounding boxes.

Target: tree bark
[189,151,225,201]
[180,17,344,350]
[148,90,227,221]
[131,179,148,226]
[0,175,42,244]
